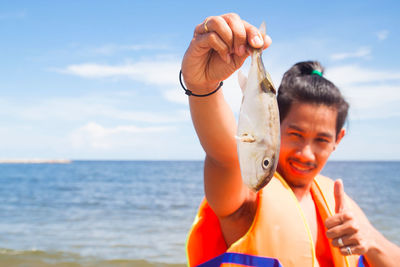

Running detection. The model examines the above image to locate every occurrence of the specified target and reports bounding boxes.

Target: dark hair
[277,61,349,137]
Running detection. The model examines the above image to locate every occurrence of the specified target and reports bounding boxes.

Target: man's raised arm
[181,13,271,217]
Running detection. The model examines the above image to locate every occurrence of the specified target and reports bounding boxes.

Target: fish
[236,22,280,192]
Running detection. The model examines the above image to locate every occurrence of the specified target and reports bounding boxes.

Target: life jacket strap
[358,255,366,267]
[197,252,283,267]
[196,252,365,267]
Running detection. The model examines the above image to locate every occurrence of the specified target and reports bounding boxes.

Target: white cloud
[330,47,371,61]
[57,59,180,86]
[325,64,400,119]
[0,93,189,124]
[343,84,400,119]
[92,44,170,55]
[325,64,400,86]
[376,30,389,41]
[55,56,251,109]
[102,109,187,123]
[163,88,188,105]
[56,58,258,112]
[70,122,174,149]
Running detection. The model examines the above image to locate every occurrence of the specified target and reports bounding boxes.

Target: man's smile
[288,158,317,174]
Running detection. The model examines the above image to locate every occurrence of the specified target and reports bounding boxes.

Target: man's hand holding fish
[181,13,271,95]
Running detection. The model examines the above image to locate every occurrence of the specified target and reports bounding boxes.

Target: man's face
[277,102,345,188]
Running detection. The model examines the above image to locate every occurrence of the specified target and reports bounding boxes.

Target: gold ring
[338,237,344,247]
[204,18,210,33]
[346,246,352,255]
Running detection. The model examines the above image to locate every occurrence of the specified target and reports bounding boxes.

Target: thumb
[334,179,346,213]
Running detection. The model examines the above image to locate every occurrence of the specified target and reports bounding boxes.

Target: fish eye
[263,159,270,169]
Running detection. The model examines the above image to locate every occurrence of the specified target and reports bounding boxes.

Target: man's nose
[297,143,316,162]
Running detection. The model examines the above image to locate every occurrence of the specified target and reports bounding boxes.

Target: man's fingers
[195,16,233,52]
[242,20,265,48]
[221,13,247,56]
[263,34,272,50]
[195,17,212,35]
[326,213,345,229]
[194,14,272,57]
[195,32,230,64]
[334,179,346,213]
[339,245,365,256]
[326,218,359,239]
[325,211,354,229]
[332,234,350,247]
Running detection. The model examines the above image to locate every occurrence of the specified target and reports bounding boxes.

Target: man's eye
[316,138,329,143]
[289,132,302,137]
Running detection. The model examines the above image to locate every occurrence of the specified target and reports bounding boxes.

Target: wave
[0,248,186,267]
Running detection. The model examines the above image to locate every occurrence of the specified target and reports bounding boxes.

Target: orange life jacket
[186,173,366,267]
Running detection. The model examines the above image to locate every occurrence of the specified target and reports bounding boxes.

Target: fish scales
[236,23,280,191]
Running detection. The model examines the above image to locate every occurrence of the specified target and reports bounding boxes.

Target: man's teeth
[292,162,311,171]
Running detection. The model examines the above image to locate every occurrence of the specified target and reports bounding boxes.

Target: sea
[0,161,398,267]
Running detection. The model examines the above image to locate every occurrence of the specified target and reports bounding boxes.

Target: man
[181,13,400,267]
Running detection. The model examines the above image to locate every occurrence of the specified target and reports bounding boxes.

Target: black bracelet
[179,70,223,97]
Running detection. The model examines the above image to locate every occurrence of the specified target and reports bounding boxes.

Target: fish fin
[259,22,266,35]
[237,69,247,93]
[264,71,277,94]
[236,133,256,143]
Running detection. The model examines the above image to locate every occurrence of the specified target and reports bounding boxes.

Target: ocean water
[0,161,398,266]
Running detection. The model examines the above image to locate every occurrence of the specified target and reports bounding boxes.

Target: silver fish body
[236,24,280,191]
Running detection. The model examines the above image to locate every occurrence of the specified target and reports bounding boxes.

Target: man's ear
[334,128,346,150]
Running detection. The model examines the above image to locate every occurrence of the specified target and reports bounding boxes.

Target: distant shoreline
[0,159,72,164]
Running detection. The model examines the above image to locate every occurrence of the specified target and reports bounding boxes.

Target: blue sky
[1,1,399,160]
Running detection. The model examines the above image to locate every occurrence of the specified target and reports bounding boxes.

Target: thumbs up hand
[334,178,346,213]
[325,179,372,256]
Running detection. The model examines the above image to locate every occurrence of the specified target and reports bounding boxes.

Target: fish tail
[250,22,276,94]
[259,22,266,36]
[251,22,266,59]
